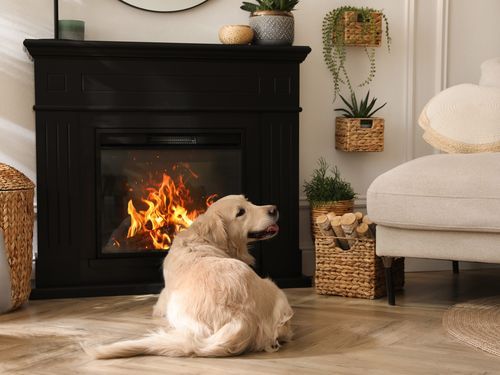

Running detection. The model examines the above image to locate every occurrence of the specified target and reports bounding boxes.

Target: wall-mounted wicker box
[342,11,382,47]
[335,117,384,152]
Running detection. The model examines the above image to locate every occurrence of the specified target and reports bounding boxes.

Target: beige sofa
[367,152,500,305]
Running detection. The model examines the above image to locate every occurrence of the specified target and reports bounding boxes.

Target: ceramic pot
[249,10,294,46]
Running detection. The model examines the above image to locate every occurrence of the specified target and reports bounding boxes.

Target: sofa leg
[382,256,395,306]
[452,261,459,274]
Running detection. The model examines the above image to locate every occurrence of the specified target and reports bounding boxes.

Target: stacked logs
[315,211,376,250]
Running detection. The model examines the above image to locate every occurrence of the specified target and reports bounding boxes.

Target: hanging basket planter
[335,117,384,152]
[341,11,382,47]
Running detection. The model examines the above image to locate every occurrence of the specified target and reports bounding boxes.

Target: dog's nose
[268,206,278,218]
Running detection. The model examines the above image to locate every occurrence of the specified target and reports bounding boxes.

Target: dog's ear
[191,211,228,249]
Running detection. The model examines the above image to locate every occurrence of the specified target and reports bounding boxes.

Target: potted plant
[303,158,356,239]
[335,91,386,152]
[241,0,299,46]
[322,6,391,100]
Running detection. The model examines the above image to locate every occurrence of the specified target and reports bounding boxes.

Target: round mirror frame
[118,0,209,13]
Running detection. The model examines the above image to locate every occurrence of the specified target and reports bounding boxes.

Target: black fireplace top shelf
[23,39,311,62]
[24,39,310,113]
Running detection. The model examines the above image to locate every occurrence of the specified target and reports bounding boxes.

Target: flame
[125,171,216,250]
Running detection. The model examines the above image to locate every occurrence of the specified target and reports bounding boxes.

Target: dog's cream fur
[90,195,293,359]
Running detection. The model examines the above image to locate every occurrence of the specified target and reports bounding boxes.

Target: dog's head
[189,195,279,264]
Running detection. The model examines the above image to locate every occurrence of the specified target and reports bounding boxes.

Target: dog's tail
[86,320,253,359]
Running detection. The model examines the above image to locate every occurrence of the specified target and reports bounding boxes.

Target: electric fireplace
[100,134,241,253]
[24,39,311,298]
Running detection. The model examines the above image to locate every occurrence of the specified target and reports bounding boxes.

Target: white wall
[447,0,500,86]
[1,0,499,275]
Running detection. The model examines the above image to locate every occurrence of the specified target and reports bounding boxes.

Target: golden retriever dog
[90,195,293,359]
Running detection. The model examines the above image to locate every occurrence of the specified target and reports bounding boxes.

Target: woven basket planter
[335,117,384,152]
[315,235,404,299]
[342,11,382,47]
[0,164,35,313]
[310,200,354,240]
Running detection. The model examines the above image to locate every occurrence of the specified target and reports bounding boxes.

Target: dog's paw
[264,340,281,353]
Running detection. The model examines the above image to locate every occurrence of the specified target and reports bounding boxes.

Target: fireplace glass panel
[100,148,241,253]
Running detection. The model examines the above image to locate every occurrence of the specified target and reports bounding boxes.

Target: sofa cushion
[367,153,500,233]
[418,84,500,153]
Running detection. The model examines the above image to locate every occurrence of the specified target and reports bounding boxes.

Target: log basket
[315,234,404,299]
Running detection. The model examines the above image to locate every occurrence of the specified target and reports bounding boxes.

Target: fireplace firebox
[100,133,242,253]
[24,39,311,298]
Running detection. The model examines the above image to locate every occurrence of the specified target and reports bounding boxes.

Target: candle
[58,20,85,40]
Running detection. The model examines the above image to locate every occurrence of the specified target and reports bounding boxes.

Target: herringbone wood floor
[1,269,500,374]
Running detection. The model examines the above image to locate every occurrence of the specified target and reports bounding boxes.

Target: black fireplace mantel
[24,39,311,298]
[24,39,310,62]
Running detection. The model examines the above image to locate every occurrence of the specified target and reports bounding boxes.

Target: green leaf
[351,92,359,114]
[335,108,354,117]
[367,101,387,117]
[364,97,377,116]
[359,90,370,115]
[339,94,354,113]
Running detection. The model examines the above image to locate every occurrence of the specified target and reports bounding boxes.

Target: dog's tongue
[267,224,279,234]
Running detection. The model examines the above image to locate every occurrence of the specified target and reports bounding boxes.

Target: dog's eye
[236,208,246,217]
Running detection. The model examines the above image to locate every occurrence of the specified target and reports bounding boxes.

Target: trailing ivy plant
[241,0,299,12]
[303,158,356,206]
[322,6,391,101]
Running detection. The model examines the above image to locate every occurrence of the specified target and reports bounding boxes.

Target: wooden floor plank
[1,269,500,374]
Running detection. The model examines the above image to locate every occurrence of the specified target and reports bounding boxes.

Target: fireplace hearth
[24,39,311,298]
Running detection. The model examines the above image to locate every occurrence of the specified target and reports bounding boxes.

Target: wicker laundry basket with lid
[0,163,35,313]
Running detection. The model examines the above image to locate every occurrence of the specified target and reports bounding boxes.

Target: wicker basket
[342,11,382,47]
[335,117,384,152]
[310,200,354,240]
[315,235,404,299]
[0,164,35,313]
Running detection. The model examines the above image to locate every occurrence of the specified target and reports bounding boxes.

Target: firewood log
[356,223,373,239]
[315,214,335,237]
[330,216,349,250]
[362,215,377,236]
[354,211,363,223]
[326,212,337,223]
[340,213,358,246]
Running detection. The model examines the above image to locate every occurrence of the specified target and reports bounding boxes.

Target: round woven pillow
[418,83,500,153]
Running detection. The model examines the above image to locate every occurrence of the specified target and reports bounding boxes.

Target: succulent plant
[335,91,387,118]
[240,0,299,12]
